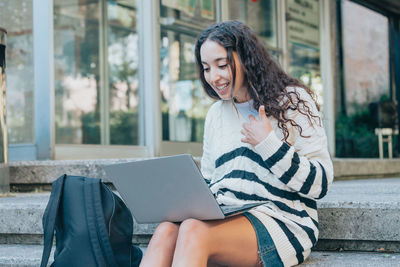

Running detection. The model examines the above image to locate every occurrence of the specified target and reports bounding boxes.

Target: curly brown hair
[195,20,321,143]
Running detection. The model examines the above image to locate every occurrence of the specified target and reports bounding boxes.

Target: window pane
[108,1,139,145]
[342,1,389,110]
[54,0,101,144]
[0,0,34,144]
[159,1,215,143]
[160,30,213,142]
[226,0,278,49]
[161,0,216,29]
[54,0,140,146]
[336,0,392,158]
[286,0,323,107]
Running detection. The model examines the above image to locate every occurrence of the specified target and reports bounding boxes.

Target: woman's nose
[210,69,221,83]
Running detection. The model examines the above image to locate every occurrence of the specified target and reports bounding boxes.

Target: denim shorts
[244,212,284,267]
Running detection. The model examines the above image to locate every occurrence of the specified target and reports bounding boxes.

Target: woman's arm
[254,125,333,200]
[242,90,333,200]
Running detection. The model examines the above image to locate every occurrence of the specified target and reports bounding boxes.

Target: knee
[151,222,179,245]
[178,218,209,244]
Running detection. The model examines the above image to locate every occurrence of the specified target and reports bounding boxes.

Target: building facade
[0,0,399,161]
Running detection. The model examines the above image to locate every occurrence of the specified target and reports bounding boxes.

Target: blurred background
[0,0,399,160]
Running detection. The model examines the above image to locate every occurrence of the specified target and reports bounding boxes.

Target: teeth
[216,83,229,90]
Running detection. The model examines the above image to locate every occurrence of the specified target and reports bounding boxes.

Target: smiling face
[200,40,249,103]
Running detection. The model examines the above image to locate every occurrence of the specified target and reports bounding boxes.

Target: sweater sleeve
[200,103,216,185]
[254,90,334,200]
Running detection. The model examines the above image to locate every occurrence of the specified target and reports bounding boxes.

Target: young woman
[140,20,333,267]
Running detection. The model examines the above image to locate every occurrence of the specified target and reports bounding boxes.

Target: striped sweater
[200,87,334,266]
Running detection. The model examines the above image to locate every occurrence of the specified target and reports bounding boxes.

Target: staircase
[0,158,400,266]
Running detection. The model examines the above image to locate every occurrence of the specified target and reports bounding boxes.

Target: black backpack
[40,174,143,267]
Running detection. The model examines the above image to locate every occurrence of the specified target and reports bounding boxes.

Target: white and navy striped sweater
[200,87,334,267]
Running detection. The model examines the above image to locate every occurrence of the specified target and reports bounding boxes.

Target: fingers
[241,129,247,142]
[258,105,266,120]
[241,128,249,138]
[242,122,250,131]
[248,115,257,122]
[241,133,251,144]
[241,128,250,144]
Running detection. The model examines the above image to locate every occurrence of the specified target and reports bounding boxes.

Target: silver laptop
[103,154,265,223]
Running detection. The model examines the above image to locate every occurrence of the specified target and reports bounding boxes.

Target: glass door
[54,0,142,147]
[53,0,149,159]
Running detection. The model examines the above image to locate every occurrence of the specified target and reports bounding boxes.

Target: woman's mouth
[215,83,230,96]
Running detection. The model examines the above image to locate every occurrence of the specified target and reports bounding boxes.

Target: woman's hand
[241,105,272,146]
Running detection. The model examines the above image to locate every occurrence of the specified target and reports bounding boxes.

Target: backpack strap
[84,178,119,266]
[40,174,67,267]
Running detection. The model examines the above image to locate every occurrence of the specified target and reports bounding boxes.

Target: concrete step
[315,177,400,252]
[0,245,47,267]
[8,158,400,191]
[303,251,400,266]
[1,178,400,251]
[0,244,399,267]
[8,158,147,192]
[0,192,156,246]
[0,245,146,267]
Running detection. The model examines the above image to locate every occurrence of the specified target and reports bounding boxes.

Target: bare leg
[139,222,179,267]
[171,215,261,267]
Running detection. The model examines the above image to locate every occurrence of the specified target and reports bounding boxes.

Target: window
[54,0,140,145]
[159,0,216,154]
[0,0,34,144]
[160,31,212,142]
[336,0,393,158]
[224,0,279,55]
[108,1,140,145]
[286,0,323,107]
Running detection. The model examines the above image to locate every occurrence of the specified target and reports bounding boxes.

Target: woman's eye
[219,64,227,69]
[203,68,210,72]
